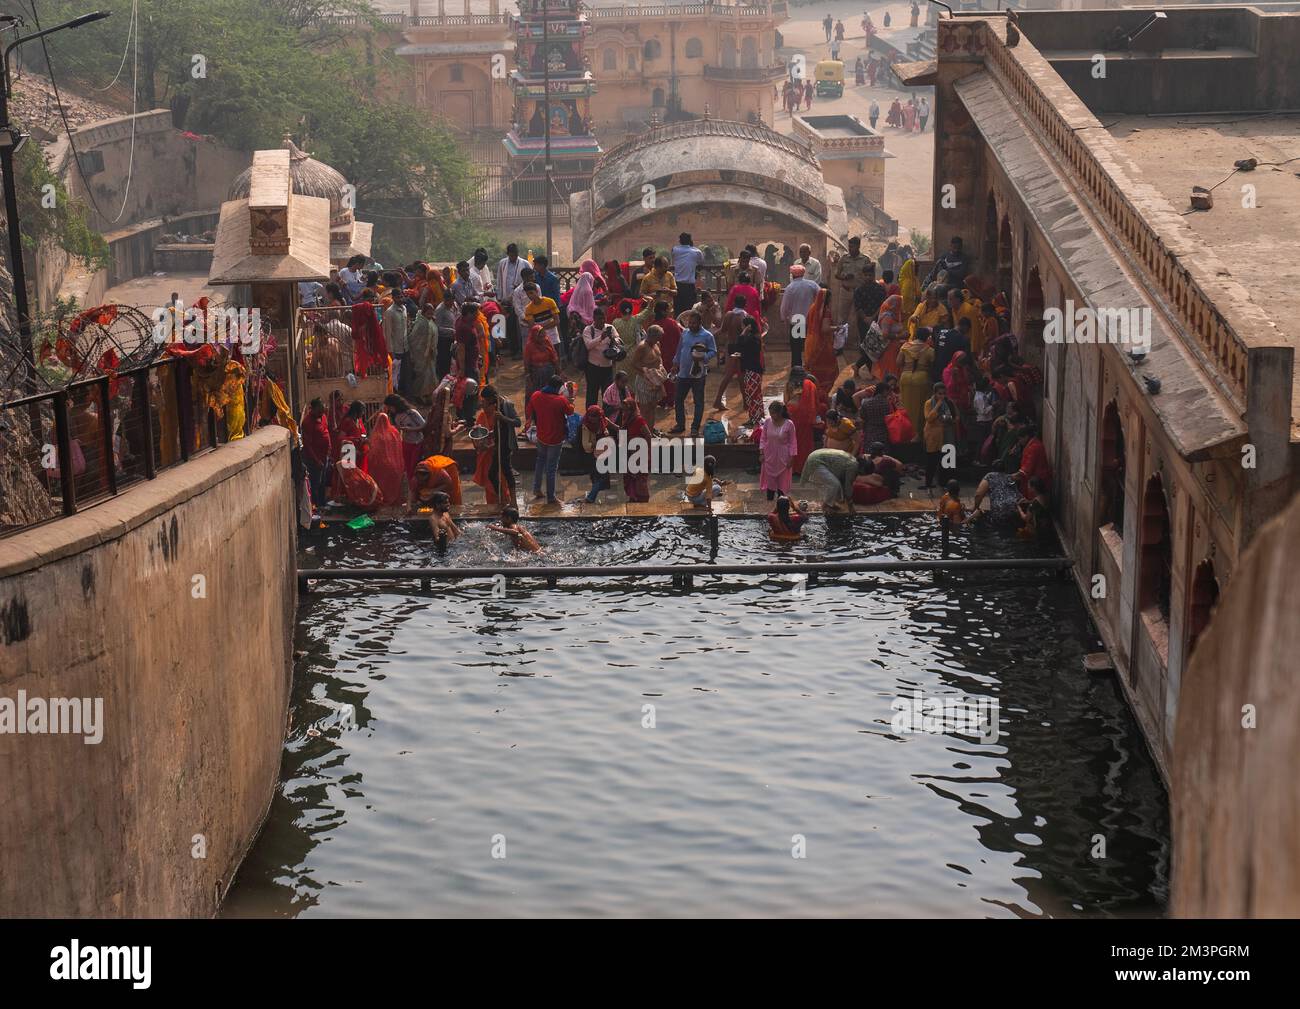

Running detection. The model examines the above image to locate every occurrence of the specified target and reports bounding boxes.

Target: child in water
[686,455,726,508]
[767,494,808,540]
[488,505,542,553]
[1016,476,1050,540]
[429,490,460,551]
[936,479,967,527]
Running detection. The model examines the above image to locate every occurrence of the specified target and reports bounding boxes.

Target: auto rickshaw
[814,60,844,99]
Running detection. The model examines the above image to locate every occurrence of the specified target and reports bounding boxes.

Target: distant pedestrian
[919,96,930,132]
[804,80,813,110]
[869,98,880,130]
[835,19,845,42]
[823,13,833,42]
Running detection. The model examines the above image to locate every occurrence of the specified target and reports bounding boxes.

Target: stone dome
[229,136,352,228]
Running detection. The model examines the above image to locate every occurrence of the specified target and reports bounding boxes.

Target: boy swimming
[488,505,542,553]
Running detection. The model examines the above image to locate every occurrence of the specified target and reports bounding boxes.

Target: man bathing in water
[488,505,542,553]
[429,491,460,551]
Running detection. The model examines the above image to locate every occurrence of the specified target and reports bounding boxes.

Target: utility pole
[541,0,553,263]
[0,10,111,394]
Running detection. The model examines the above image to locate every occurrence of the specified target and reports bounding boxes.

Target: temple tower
[504,0,601,203]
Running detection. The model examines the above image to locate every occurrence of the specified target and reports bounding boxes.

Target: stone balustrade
[979,18,1251,409]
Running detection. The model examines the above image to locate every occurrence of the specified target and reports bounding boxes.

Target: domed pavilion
[569,118,848,265]
[228,136,372,266]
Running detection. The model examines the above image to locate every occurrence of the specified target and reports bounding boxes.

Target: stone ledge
[0,426,291,579]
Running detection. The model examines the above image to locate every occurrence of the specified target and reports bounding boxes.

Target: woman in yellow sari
[803,287,839,409]
[896,327,935,441]
[908,290,951,340]
[898,258,920,318]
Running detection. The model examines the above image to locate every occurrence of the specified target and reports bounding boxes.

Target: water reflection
[224,517,1169,918]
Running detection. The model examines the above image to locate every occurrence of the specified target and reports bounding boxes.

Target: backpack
[702,419,728,444]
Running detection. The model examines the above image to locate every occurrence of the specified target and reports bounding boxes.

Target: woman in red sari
[621,398,652,502]
[803,287,838,410]
[784,367,820,476]
[367,412,407,507]
[603,260,630,301]
[351,290,388,376]
[329,398,371,501]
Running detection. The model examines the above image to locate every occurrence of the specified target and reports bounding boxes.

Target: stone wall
[0,426,295,917]
[37,109,248,312]
[1172,489,1300,917]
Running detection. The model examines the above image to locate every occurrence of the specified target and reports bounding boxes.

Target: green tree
[14,134,110,271]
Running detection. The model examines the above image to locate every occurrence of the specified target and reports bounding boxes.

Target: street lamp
[1,10,112,393]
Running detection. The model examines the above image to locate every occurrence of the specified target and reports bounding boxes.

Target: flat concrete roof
[1104,113,1300,349]
[800,114,873,138]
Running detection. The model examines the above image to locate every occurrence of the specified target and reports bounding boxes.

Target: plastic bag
[885,408,915,445]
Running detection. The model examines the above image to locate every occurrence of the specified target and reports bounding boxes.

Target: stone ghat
[316,491,937,523]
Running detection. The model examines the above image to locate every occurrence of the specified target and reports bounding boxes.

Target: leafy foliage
[15,139,110,271]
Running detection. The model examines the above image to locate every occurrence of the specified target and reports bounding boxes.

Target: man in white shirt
[797,244,822,284]
[339,255,367,300]
[511,266,535,323]
[496,243,527,355]
[743,244,767,287]
[383,294,410,395]
[470,248,494,299]
[780,263,821,369]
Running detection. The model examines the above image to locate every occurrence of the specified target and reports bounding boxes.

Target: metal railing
[0,357,235,539]
[298,554,1072,593]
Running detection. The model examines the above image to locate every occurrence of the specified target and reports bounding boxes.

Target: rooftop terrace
[1104,113,1300,363]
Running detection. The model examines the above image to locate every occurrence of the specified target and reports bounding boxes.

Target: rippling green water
[222,517,1169,917]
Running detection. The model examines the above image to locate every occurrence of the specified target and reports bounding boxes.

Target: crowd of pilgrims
[287,231,1052,546]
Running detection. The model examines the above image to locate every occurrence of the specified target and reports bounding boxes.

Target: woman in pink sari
[566,271,598,328]
[755,400,798,500]
[367,412,407,507]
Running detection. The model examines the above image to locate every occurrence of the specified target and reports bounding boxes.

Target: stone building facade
[913,8,1300,776]
[341,2,789,135]
[584,0,789,130]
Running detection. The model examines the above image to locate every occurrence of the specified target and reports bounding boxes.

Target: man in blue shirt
[670,232,705,316]
[670,310,717,436]
[532,254,565,350]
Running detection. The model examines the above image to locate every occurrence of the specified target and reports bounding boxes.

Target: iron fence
[0,357,237,539]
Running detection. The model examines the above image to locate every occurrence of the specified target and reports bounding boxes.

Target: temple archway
[982,192,998,277]
[997,215,1013,314]
[1187,559,1220,655]
[1100,401,1126,535]
[1139,473,1173,625]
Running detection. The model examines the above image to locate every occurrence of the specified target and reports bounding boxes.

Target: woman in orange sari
[802,287,839,411]
[367,412,407,507]
[785,366,820,476]
[874,294,906,379]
